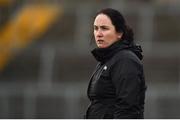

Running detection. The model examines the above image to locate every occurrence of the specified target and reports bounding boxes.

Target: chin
[97,45,108,48]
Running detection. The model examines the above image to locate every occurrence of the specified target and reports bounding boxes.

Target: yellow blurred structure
[0,4,63,71]
[0,0,14,6]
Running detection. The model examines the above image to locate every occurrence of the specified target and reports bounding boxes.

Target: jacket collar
[92,40,144,63]
[91,40,130,62]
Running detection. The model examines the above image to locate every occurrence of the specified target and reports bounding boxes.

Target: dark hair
[95,8,134,44]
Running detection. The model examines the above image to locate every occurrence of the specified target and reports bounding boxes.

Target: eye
[101,26,109,30]
[94,26,98,31]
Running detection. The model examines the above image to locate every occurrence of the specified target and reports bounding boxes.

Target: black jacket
[85,40,146,119]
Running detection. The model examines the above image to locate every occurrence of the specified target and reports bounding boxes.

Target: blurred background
[0,0,180,119]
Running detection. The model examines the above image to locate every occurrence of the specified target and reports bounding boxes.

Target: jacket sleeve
[110,56,142,118]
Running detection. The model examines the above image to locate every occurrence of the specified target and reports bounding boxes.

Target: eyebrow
[94,25,109,28]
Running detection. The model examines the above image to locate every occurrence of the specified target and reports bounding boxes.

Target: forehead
[94,14,113,26]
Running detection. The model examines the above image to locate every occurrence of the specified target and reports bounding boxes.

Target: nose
[96,29,103,38]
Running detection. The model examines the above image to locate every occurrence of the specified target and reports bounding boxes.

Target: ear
[117,32,123,39]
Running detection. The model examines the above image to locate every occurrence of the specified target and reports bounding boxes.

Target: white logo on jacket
[103,65,107,70]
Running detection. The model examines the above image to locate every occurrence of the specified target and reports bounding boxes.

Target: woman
[85,8,146,119]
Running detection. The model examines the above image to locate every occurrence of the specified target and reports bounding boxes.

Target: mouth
[96,39,107,48]
[97,39,104,44]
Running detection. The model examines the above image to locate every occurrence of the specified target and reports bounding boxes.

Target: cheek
[94,31,100,38]
[93,31,96,37]
[106,33,118,42]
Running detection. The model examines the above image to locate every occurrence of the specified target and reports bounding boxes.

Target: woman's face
[93,14,122,48]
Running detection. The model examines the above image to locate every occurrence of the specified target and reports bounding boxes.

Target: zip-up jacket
[85,40,146,119]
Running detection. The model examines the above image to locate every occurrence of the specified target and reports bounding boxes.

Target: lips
[96,39,106,48]
[97,39,104,43]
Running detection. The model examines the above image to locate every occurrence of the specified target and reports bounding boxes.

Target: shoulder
[104,49,143,73]
[107,50,143,75]
[113,49,142,65]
